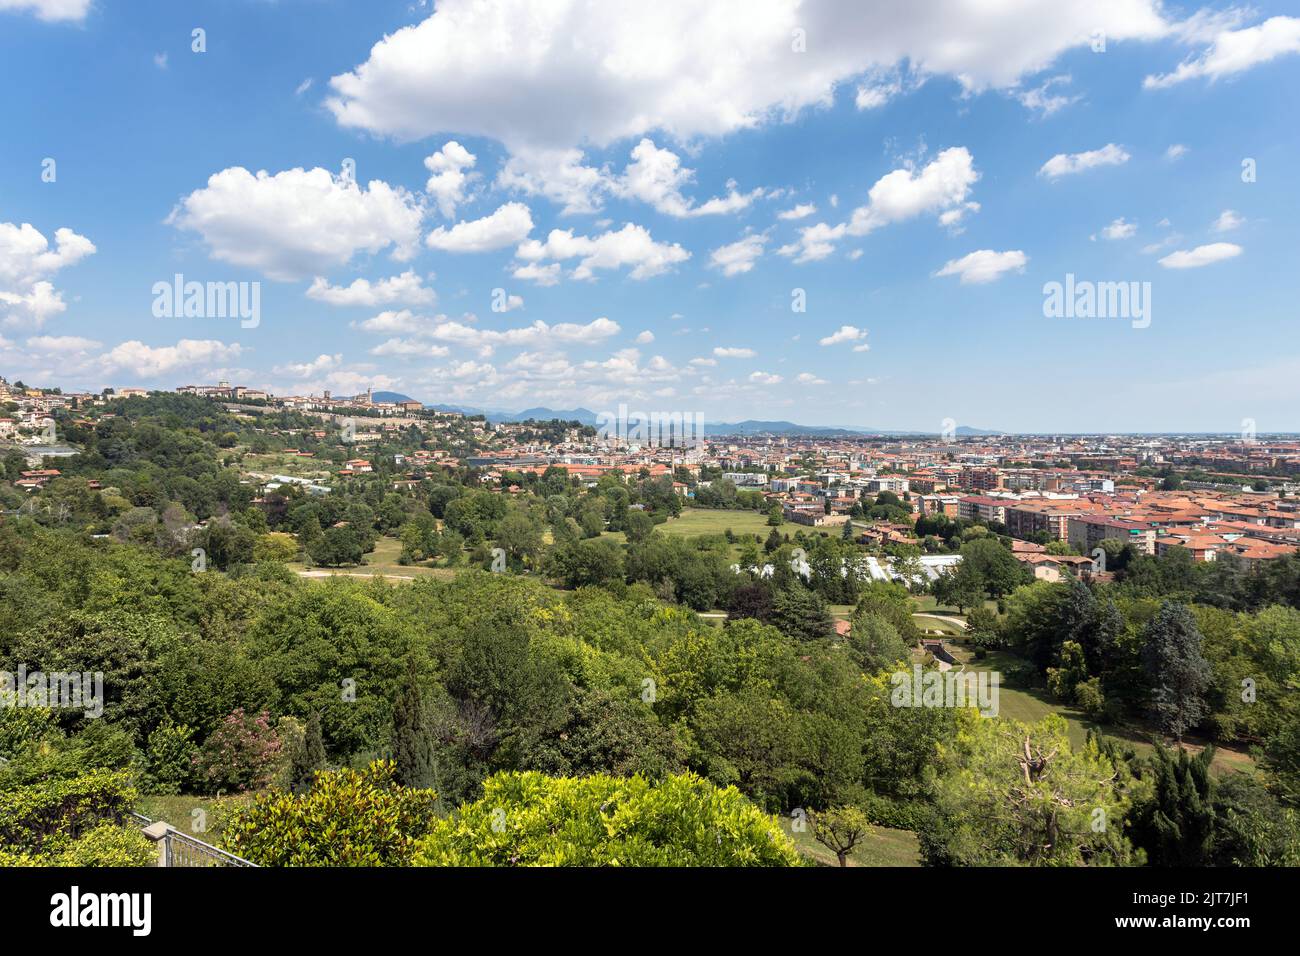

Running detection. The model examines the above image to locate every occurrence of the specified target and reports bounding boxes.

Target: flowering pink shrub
[192,708,283,794]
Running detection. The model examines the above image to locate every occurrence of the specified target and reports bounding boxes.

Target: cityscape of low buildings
[5,373,1299,571]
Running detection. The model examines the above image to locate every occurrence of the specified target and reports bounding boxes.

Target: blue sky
[2,0,1298,431]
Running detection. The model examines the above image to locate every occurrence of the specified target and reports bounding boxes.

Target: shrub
[254,532,298,564]
[858,792,931,832]
[0,769,137,855]
[193,708,282,794]
[143,719,198,795]
[224,760,440,866]
[53,823,155,867]
[411,771,802,867]
[1074,677,1107,719]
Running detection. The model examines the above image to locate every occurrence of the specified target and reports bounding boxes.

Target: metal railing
[132,812,258,867]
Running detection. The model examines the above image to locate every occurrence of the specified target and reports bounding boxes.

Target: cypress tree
[393,661,436,789]
[291,711,326,793]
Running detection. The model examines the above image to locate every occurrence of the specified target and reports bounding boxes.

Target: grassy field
[657,508,776,538]
[910,594,1000,617]
[912,613,966,636]
[778,816,921,867]
[601,507,778,555]
[240,451,334,480]
[136,793,256,849]
[288,534,458,581]
[915,619,965,637]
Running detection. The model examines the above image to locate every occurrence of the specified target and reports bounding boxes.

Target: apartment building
[866,476,909,494]
[917,494,961,518]
[957,467,1002,492]
[1067,516,1156,555]
[958,495,1008,525]
[1004,502,1084,542]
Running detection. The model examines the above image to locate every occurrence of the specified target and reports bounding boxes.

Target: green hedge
[0,769,137,854]
[859,793,930,832]
[0,823,155,867]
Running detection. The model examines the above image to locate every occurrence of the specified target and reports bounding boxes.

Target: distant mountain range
[705,420,1003,438]
[371,393,1001,436]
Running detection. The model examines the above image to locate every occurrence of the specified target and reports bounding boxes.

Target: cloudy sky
[1,0,1298,431]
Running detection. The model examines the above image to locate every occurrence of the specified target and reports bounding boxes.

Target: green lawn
[657,508,775,538]
[240,451,333,480]
[601,508,779,556]
[135,793,255,849]
[778,817,921,867]
[912,613,966,636]
[910,594,1000,618]
[288,534,459,581]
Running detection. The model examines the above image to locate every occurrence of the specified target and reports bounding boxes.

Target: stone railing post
[141,821,171,867]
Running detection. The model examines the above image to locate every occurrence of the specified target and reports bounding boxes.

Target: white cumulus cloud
[423,141,478,218]
[777,203,817,221]
[819,325,869,346]
[425,202,534,253]
[0,0,92,22]
[780,147,979,262]
[1101,218,1138,240]
[618,139,761,217]
[709,234,766,277]
[934,249,1027,284]
[1213,209,1244,232]
[168,167,423,281]
[306,270,435,307]
[515,223,688,281]
[97,339,245,378]
[327,0,1170,150]
[0,222,96,328]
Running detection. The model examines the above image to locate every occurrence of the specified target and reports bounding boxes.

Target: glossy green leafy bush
[412,771,802,867]
[224,759,439,866]
[42,823,155,866]
[0,769,137,855]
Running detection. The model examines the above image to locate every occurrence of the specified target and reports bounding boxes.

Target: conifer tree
[1131,744,1216,866]
[392,662,436,789]
[291,711,326,794]
[1141,601,1212,742]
